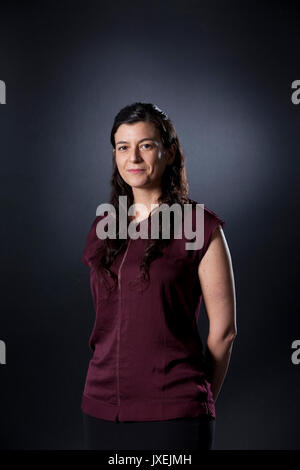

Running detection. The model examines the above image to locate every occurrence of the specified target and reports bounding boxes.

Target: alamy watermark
[291,80,300,105]
[94,197,206,250]
[1,80,6,363]
[0,340,6,364]
[291,340,300,365]
[0,80,6,104]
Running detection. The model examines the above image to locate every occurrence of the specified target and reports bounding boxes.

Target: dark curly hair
[90,101,190,294]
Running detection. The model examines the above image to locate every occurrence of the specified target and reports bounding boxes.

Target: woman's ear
[166,143,176,165]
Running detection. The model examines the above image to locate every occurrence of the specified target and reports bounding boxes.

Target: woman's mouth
[128,169,146,174]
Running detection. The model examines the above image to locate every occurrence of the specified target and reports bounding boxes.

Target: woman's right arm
[198,225,237,402]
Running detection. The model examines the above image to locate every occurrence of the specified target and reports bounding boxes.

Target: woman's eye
[117,143,153,151]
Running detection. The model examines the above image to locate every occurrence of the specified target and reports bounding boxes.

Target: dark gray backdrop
[0,0,299,450]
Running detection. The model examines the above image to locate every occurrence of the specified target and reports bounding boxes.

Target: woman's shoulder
[82,212,107,267]
[187,198,226,259]
[187,198,225,229]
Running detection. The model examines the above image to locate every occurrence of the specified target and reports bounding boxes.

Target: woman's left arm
[198,225,237,402]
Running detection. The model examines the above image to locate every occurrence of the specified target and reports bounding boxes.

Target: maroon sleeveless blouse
[81,198,225,422]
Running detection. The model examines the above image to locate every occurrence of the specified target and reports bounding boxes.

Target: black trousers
[82,411,215,450]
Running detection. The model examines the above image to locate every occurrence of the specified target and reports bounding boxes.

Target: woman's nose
[129,147,142,161]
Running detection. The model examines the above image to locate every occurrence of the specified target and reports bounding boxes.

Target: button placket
[116,238,131,406]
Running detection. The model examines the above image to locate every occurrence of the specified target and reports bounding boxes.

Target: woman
[81,102,236,450]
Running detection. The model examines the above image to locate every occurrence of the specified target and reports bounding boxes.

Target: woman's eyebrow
[116,138,158,145]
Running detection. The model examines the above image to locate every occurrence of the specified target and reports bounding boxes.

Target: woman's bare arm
[198,225,237,402]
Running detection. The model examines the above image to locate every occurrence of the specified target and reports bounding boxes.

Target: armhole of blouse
[81,215,103,268]
[198,212,226,263]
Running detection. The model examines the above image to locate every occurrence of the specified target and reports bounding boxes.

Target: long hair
[90,102,189,294]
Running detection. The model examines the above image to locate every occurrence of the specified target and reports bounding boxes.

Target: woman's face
[113,121,174,191]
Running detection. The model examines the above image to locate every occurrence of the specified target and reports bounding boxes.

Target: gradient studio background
[0,0,299,450]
